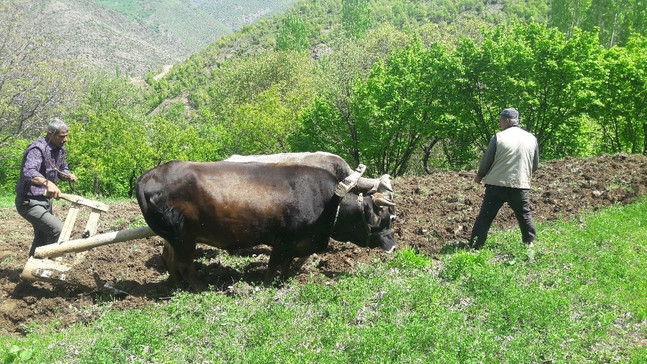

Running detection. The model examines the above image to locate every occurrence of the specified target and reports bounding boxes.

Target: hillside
[7,0,297,76]
[96,0,298,53]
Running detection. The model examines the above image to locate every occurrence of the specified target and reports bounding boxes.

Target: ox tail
[135,181,184,244]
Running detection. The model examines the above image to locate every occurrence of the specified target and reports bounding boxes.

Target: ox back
[226,151,390,193]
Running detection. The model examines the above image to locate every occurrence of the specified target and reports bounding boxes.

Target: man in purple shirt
[15,118,78,257]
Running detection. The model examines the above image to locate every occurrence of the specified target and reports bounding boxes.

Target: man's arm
[475,136,497,183]
[22,148,63,198]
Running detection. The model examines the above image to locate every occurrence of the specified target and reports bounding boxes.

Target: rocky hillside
[9,0,297,76]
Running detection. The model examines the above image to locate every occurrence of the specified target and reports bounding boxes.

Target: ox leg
[174,240,206,291]
[163,239,205,291]
[266,247,293,285]
[161,241,182,285]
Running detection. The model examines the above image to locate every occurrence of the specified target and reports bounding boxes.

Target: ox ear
[372,192,395,207]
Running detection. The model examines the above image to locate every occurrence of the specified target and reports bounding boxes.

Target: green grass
[1,198,646,363]
[0,195,14,209]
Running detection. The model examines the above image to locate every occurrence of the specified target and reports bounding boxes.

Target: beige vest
[483,127,537,189]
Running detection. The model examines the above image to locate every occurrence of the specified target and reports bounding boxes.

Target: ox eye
[390,215,396,222]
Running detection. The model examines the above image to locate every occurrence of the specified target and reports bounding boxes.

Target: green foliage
[290,25,415,168]
[453,23,606,159]
[548,0,646,47]
[351,40,455,175]
[0,138,29,194]
[67,110,150,197]
[227,87,299,154]
[275,14,310,52]
[342,0,372,38]
[1,199,646,362]
[591,34,647,154]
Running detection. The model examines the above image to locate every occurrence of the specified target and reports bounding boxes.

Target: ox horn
[372,192,396,207]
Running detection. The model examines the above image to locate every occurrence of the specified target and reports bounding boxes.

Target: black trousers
[470,185,536,249]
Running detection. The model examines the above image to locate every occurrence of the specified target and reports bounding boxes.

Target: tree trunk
[422,137,441,175]
[93,175,100,197]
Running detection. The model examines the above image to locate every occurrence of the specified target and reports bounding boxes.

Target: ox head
[333,190,397,253]
[365,192,397,253]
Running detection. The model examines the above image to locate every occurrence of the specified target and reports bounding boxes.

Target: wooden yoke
[335,164,366,197]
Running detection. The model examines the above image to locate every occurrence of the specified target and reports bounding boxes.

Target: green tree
[0,0,81,151]
[582,0,627,47]
[291,25,413,166]
[453,24,605,159]
[67,110,150,197]
[275,14,309,52]
[225,86,298,155]
[550,0,645,47]
[351,41,454,176]
[146,104,218,165]
[592,35,646,154]
[342,0,372,38]
[549,0,592,38]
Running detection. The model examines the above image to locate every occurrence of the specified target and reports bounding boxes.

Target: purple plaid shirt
[15,137,70,197]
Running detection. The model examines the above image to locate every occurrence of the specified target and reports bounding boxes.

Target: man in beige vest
[470,107,539,249]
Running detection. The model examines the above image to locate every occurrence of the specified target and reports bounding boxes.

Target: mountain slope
[8,0,297,76]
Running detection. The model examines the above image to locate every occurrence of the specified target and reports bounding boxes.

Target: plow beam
[33,226,156,259]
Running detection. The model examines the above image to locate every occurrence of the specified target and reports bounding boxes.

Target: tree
[549,0,645,47]
[351,41,454,176]
[549,0,592,38]
[291,25,413,166]
[592,35,646,154]
[0,0,82,151]
[275,14,309,52]
[67,110,150,197]
[453,24,605,159]
[342,0,372,38]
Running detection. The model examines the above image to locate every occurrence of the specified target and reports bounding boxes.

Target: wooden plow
[20,193,156,293]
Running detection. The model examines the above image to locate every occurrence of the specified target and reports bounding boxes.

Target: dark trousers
[470,185,536,249]
[15,196,63,257]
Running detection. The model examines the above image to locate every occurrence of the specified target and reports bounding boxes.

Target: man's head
[499,107,520,130]
[46,118,70,148]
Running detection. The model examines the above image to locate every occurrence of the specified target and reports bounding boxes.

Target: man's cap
[500,107,519,120]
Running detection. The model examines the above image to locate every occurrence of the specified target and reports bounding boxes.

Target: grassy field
[1,198,646,363]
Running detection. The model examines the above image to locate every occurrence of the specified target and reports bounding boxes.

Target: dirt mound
[1,154,645,335]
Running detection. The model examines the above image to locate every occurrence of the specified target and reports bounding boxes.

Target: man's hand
[45,182,62,199]
[474,175,483,184]
[66,173,78,182]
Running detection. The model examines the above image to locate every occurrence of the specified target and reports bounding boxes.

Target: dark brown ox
[135,160,396,289]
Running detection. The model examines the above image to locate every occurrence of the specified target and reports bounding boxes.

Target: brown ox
[136,159,396,289]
